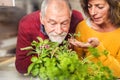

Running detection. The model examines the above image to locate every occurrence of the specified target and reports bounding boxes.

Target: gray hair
[40,0,72,18]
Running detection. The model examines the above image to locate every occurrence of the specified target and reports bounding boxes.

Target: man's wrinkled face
[40,1,71,44]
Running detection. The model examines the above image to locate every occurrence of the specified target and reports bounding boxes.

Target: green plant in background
[21,37,117,80]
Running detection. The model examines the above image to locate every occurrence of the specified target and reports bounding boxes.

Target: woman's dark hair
[80,0,120,26]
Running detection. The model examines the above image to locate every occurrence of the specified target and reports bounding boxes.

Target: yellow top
[74,20,120,78]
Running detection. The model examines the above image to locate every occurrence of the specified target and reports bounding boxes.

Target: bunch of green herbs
[21,37,116,80]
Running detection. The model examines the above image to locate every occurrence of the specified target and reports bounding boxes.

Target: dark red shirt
[15,10,83,73]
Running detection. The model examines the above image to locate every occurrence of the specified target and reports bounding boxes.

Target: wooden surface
[0,56,14,62]
[0,56,15,66]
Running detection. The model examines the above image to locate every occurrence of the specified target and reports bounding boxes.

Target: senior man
[15,0,97,74]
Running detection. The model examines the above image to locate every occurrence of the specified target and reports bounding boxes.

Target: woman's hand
[68,37,99,48]
[87,37,99,47]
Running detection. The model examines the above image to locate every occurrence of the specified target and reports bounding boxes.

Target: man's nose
[55,24,63,34]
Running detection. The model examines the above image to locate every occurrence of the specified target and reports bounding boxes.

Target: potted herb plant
[21,37,116,80]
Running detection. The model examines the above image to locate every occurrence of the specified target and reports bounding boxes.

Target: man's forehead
[45,15,71,22]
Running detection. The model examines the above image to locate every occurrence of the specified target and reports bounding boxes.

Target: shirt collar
[40,24,47,35]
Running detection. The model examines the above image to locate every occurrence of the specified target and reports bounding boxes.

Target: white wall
[15,0,85,17]
[0,0,15,6]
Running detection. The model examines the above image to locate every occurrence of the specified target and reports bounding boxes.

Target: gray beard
[49,35,66,44]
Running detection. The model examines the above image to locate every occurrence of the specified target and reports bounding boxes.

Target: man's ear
[40,13,44,24]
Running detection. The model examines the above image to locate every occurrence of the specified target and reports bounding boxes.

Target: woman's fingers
[87,38,99,47]
[68,38,89,48]
[68,37,99,48]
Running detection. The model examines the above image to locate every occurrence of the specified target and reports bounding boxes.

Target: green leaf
[88,47,100,58]
[102,50,109,56]
[43,39,49,44]
[35,46,41,54]
[31,40,37,46]
[31,68,39,77]
[21,46,33,50]
[74,32,80,37]
[37,37,43,43]
[27,63,35,75]
[31,56,38,63]
[27,51,37,56]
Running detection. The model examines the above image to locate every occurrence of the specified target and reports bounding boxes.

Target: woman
[69,0,120,78]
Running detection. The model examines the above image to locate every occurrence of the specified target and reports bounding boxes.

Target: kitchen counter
[0,57,39,80]
[0,67,30,80]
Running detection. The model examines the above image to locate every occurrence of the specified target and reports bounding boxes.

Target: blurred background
[0,0,84,65]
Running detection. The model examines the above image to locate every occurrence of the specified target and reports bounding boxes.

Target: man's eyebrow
[48,19,70,23]
[48,19,56,22]
[62,19,70,23]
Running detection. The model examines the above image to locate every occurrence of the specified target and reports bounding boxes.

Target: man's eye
[62,21,69,25]
[50,23,56,25]
[48,21,56,25]
[62,23,67,25]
